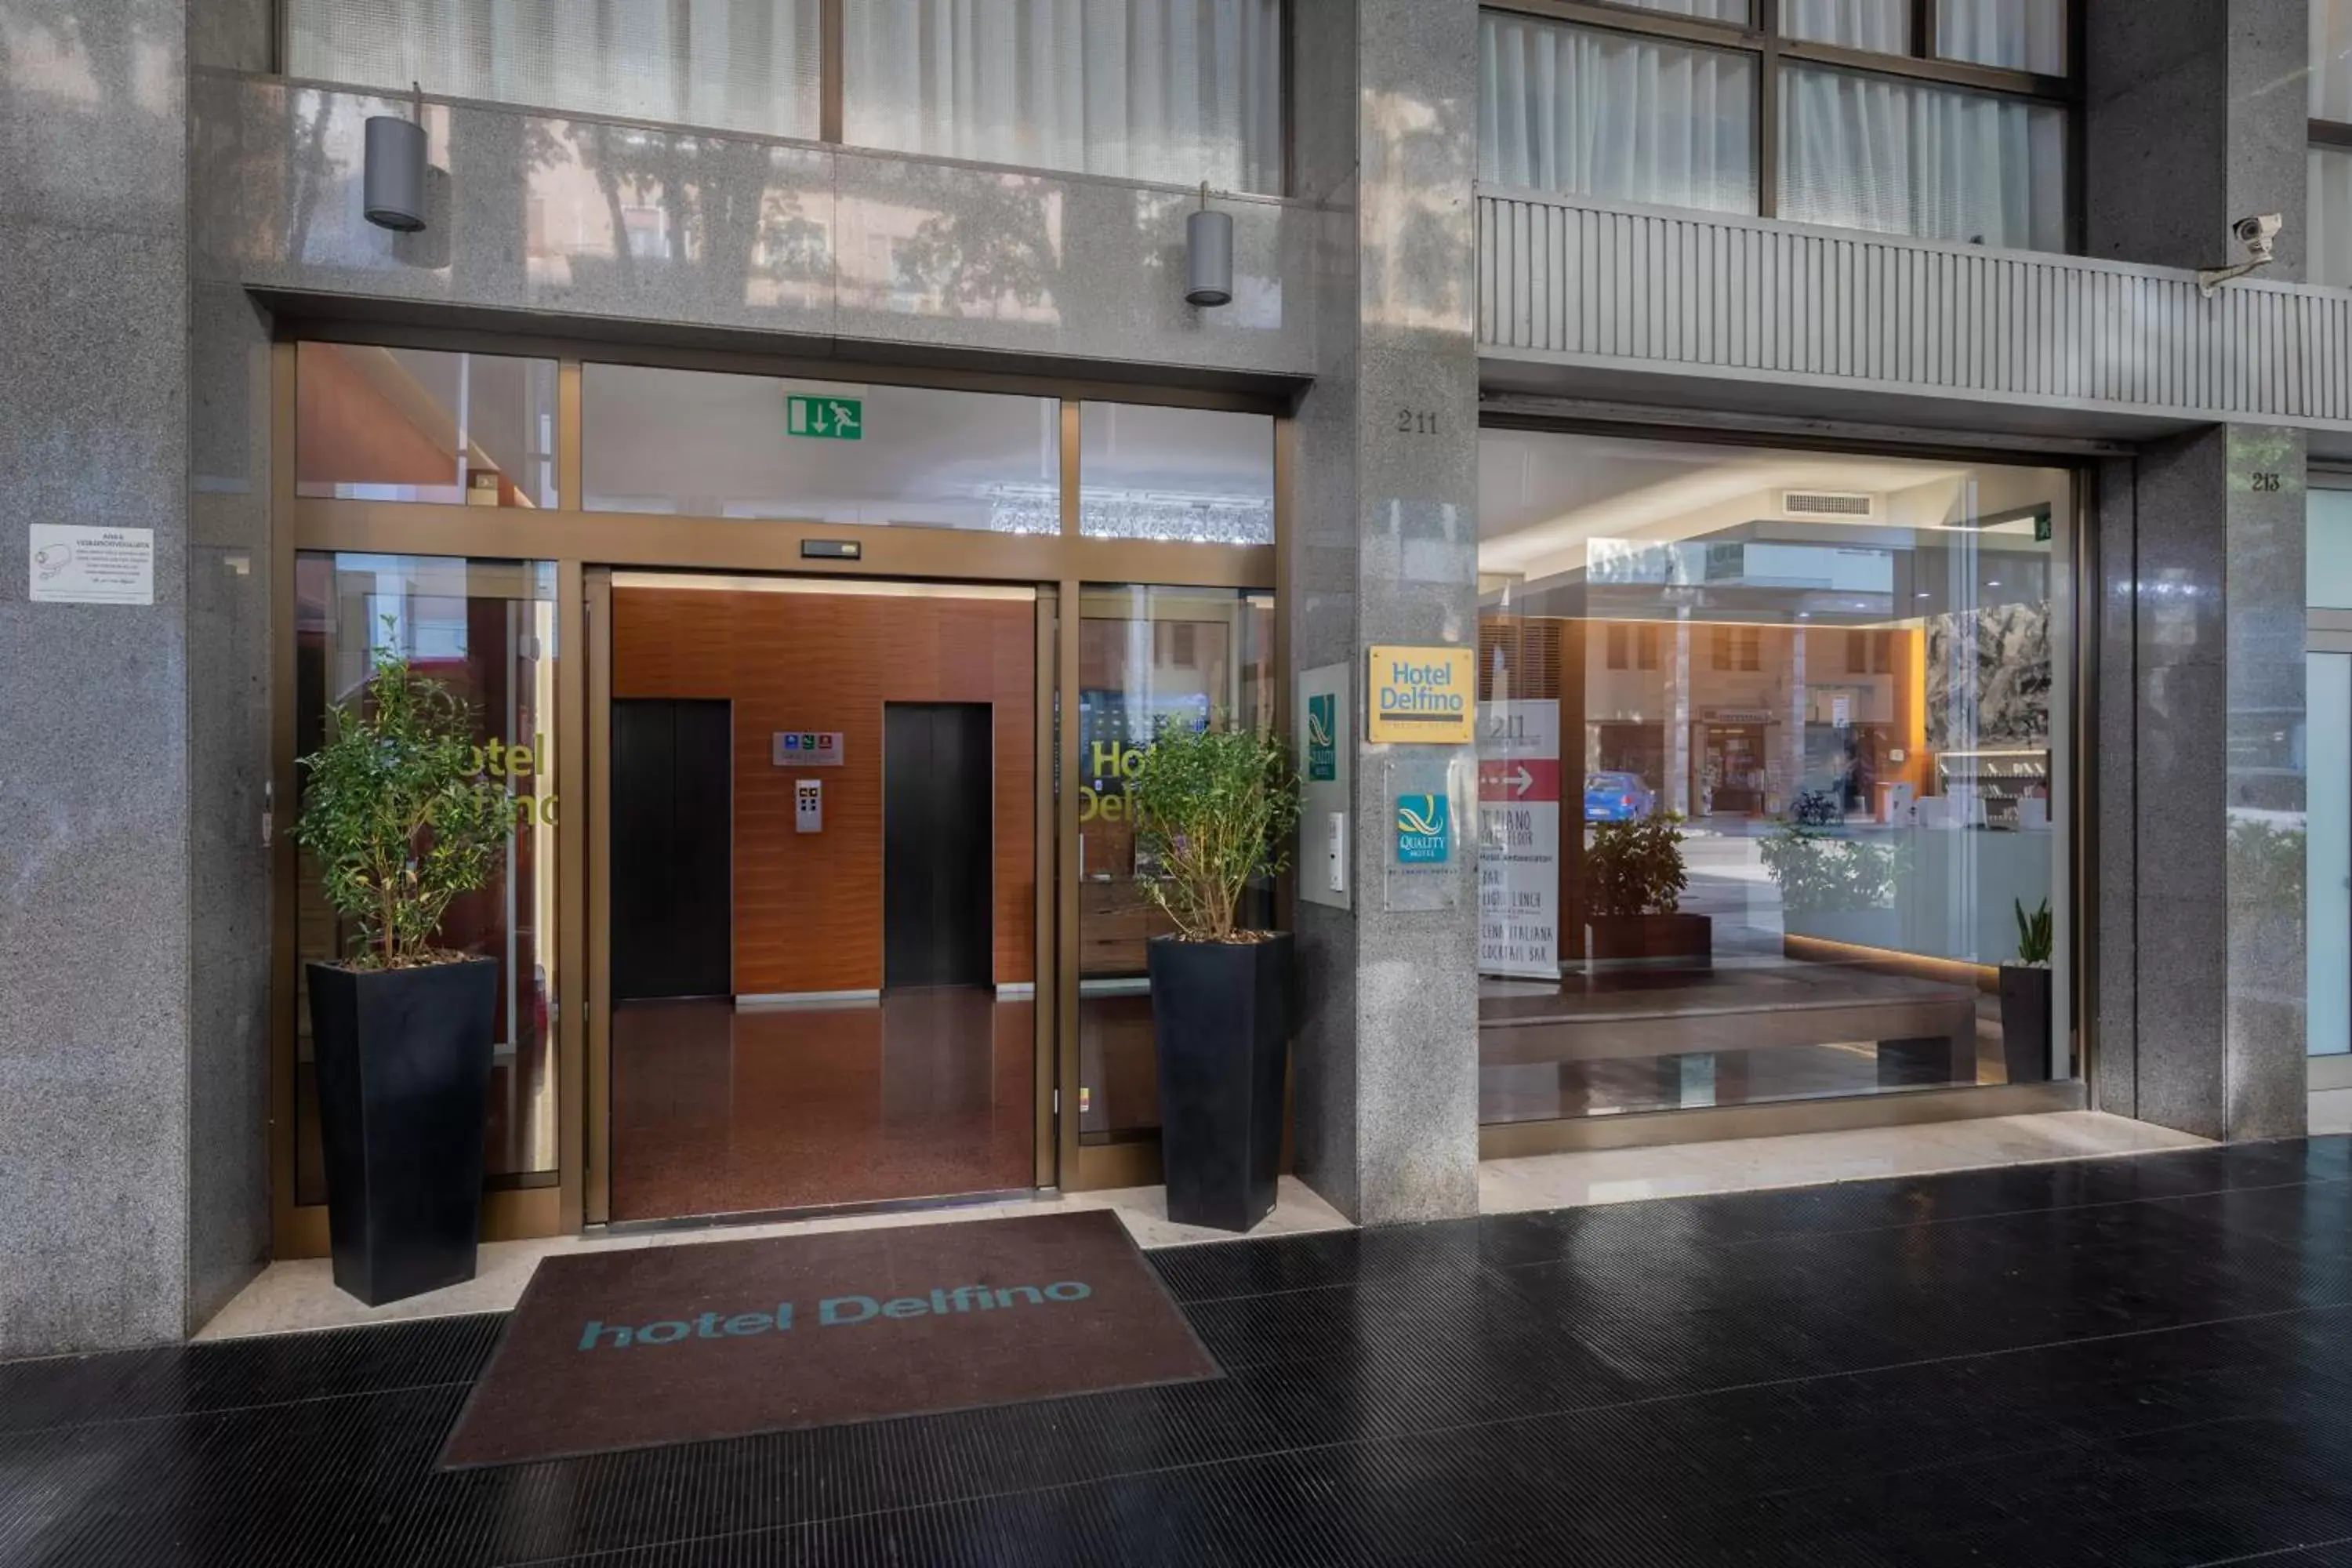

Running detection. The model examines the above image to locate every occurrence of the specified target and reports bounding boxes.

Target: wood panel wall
[613,586,1036,996]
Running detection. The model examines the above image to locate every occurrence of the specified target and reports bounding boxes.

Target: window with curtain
[2314,1,2352,287]
[1937,0,2064,74]
[289,0,822,140]
[1781,0,1911,54]
[842,0,1285,194]
[1477,12,1758,213]
[1780,67,2066,250]
[1480,3,2074,252]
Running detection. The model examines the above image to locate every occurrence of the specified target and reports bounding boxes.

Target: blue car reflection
[1584,771,1657,822]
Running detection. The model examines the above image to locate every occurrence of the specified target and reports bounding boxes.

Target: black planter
[1147,933,1293,1234]
[1998,964,2053,1084]
[1587,913,1714,967]
[307,958,499,1305]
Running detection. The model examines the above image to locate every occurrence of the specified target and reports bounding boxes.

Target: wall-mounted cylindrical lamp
[1185,183,1232,307]
[364,87,428,233]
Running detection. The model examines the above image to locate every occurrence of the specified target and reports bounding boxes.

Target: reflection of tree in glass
[524,120,827,296]
[893,182,1058,317]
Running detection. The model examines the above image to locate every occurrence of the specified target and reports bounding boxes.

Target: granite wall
[1286,0,1483,1225]
[0,0,195,1354]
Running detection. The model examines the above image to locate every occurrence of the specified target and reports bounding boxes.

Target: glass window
[1478,12,1759,214]
[843,0,1284,195]
[1780,66,2067,250]
[2311,488,2352,608]
[2310,652,2349,1059]
[2317,0,2352,122]
[1937,0,2065,75]
[1079,403,1274,545]
[583,364,1059,532]
[1076,586,1276,1142]
[294,553,561,1201]
[1781,0,1910,54]
[2314,147,2352,290]
[1607,0,1749,18]
[289,0,821,141]
[296,343,557,507]
[1475,430,2074,1122]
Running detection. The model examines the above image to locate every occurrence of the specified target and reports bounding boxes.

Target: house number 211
[1396,408,1441,434]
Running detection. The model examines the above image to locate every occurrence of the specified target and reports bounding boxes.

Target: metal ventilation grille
[1782,491,1877,519]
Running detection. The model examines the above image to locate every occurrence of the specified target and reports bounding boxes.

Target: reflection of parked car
[1584,771,1656,822]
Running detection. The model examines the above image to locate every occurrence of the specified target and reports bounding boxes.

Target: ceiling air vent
[1781,490,1878,521]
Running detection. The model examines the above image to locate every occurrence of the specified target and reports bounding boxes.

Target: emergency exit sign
[787,394,862,441]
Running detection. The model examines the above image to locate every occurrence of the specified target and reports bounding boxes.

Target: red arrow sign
[1478,758,1560,803]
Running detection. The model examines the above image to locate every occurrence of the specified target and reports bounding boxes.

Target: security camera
[2232,212,2283,261]
[2200,213,2285,295]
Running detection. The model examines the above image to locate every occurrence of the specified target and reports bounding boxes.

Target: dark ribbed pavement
[5,1138,2351,1566]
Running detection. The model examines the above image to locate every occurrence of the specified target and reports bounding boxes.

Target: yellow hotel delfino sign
[1366,645,1475,745]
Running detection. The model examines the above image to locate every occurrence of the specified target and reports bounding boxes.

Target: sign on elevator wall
[1366,645,1475,745]
[786,395,863,441]
[1477,700,1559,980]
[773,731,844,767]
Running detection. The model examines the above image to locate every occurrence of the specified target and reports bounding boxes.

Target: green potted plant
[1760,818,1904,949]
[296,638,511,1305]
[1998,898,2054,1083]
[1584,813,1711,966]
[1130,720,1301,1233]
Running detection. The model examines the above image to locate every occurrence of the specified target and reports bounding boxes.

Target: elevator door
[611,698,733,1000]
[883,702,993,989]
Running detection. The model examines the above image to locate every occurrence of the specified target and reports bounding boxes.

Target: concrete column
[2110,427,2307,1142]
[1285,0,1482,1224]
[2085,0,2310,280]
[0,0,194,1354]
[2084,1,2312,1142]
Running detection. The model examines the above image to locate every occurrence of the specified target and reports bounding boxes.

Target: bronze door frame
[268,334,1280,1256]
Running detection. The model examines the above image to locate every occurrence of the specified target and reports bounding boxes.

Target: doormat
[439,1208,1218,1468]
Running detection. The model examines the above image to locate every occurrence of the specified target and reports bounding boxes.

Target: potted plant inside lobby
[296,637,509,1306]
[1130,720,1301,1233]
[1998,898,2054,1084]
[1584,812,1711,966]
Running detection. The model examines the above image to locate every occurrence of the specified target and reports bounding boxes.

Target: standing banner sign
[1476,700,1560,979]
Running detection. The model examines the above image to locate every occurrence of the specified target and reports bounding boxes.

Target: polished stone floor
[11,1138,2352,1566]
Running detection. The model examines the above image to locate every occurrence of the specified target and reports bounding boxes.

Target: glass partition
[844,0,1284,194]
[296,343,557,507]
[583,364,1060,532]
[1079,403,1274,545]
[293,553,561,1198]
[1475,430,2074,1122]
[1477,11,1759,215]
[1779,66,2067,251]
[289,0,822,140]
[1075,586,1276,1142]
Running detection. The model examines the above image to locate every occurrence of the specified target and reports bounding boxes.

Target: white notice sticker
[30,524,154,605]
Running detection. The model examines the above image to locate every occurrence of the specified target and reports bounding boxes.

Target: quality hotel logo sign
[1366,644,1475,745]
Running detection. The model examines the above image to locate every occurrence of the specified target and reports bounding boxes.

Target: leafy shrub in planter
[1587,814,1689,917]
[296,639,511,969]
[1129,721,1301,942]
[1759,821,1903,914]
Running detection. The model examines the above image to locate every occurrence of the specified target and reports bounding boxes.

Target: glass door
[1060,586,1277,1187]
[586,571,1056,1223]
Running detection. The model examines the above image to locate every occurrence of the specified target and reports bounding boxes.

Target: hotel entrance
[270,336,1281,1255]
[588,574,1054,1223]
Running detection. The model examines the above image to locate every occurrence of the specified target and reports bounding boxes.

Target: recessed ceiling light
[1988,579,2002,587]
